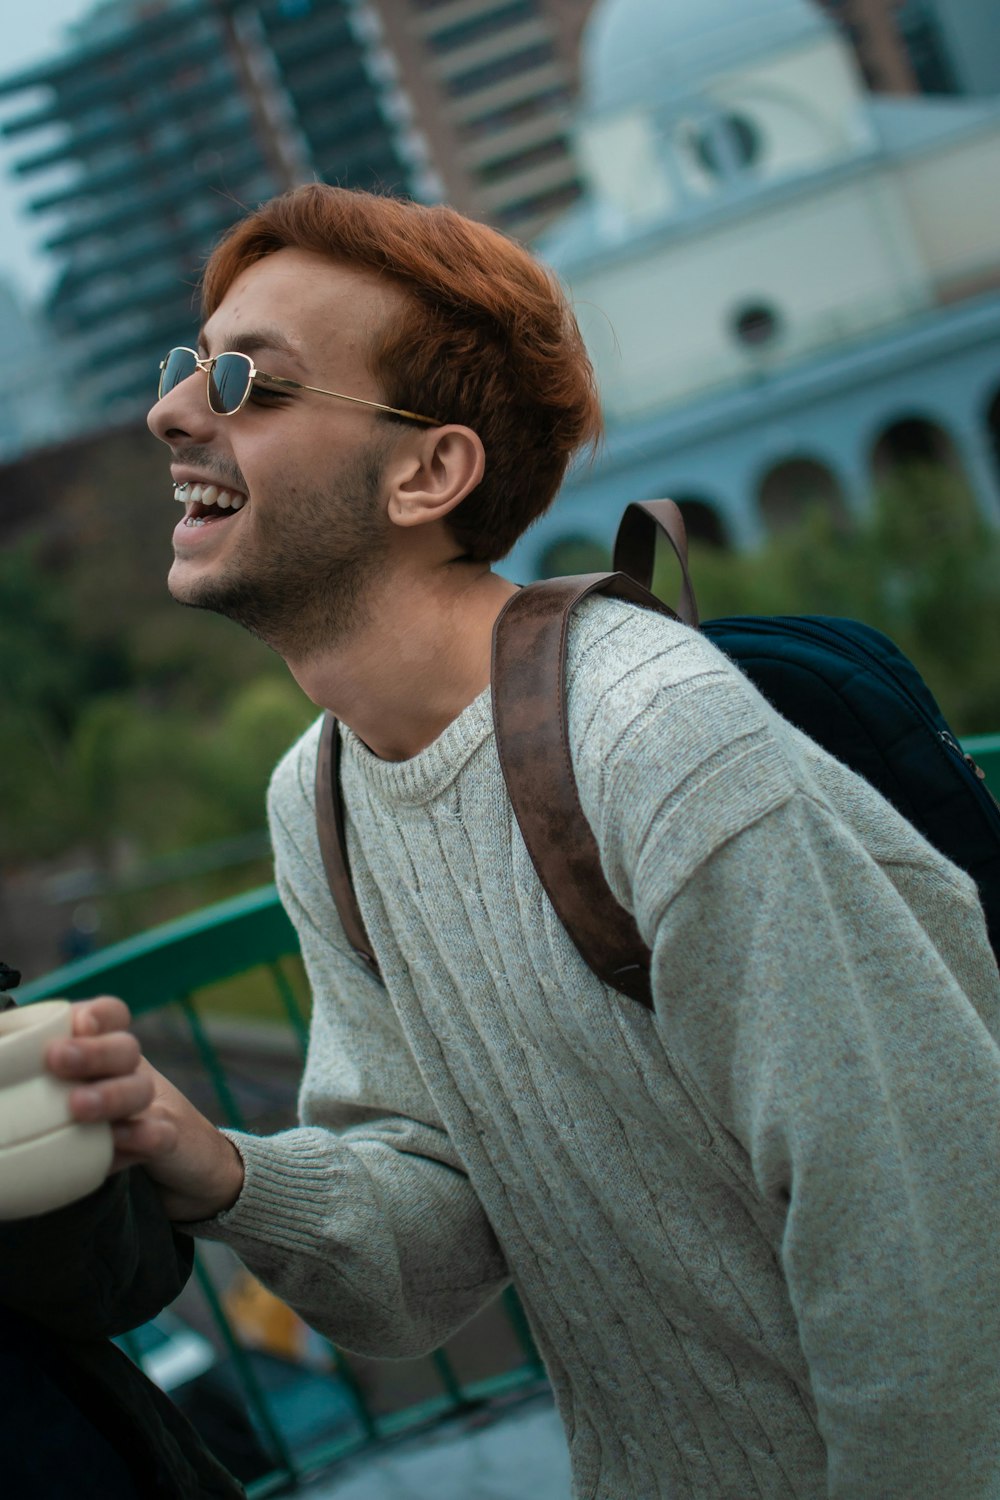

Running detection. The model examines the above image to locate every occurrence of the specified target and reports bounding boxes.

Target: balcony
[14,729,1000,1494]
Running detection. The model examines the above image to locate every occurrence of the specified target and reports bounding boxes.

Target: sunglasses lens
[208,353,253,414]
[159,347,197,398]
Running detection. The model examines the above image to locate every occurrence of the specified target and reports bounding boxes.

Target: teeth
[173,480,248,511]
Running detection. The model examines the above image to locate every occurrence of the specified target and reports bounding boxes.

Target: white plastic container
[0,1000,113,1219]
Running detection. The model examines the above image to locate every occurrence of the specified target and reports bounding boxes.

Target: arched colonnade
[644,396,999,552]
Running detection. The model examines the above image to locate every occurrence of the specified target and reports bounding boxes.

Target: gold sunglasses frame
[157,347,441,426]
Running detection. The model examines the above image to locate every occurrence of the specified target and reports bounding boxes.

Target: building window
[447,42,555,98]
[478,136,568,184]
[691,113,761,179]
[460,86,570,140]
[429,0,539,56]
[495,178,581,227]
[731,302,782,349]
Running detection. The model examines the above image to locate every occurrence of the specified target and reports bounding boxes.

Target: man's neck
[286,564,518,761]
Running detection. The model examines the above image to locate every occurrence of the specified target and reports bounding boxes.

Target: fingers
[47,998,137,1080]
[70,995,132,1038]
[67,1058,156,1126]
[45,998,153,1132]
[35,1000,215,1202]
[48,1029,141,1082]
[111,1112,179,1169]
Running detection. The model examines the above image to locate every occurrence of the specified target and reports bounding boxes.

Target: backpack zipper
[940,731,1000,811]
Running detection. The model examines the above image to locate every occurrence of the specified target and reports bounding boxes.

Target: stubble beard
[172,443,390,659]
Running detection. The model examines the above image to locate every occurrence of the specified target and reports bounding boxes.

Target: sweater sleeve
[577,625,1000,1497]
[192,729,508,1358]
[646,799,1000,1498]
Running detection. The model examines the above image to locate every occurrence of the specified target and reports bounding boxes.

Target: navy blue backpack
[318,500,1000,1007]
[487,500,1000,1006]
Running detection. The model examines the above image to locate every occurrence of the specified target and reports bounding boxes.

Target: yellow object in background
[223,1271,322,1365]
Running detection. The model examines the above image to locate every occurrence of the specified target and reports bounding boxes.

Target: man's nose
[147,370,217,447]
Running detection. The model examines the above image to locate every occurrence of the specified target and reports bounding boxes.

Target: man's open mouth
[173,481,248,527]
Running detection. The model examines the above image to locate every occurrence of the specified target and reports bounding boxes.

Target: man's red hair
[201,184,602,562]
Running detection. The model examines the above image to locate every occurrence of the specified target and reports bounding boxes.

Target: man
[47,185,1000,1498]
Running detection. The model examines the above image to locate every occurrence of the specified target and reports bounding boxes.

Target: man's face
[147,248,408,657]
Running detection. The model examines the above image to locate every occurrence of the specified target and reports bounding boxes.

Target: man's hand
[45,996,245,1224]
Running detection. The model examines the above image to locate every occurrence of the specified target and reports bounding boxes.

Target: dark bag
[316,499,1000,1007]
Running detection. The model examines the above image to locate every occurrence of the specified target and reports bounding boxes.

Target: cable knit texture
[194,598,1000,1499]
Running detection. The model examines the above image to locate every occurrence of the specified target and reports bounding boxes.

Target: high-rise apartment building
[371,0,591,238]
[0,0,592,428]
[0,0,435,416]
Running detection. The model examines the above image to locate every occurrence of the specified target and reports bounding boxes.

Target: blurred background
[1,0,999,981]
[2,4,999,1489]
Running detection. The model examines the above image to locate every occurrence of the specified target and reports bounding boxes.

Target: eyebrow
[197,327,305,370]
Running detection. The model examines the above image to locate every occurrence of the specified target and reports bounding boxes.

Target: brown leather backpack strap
[612,499,699,628]
[491,572,679,1009]
[315,711,382,980]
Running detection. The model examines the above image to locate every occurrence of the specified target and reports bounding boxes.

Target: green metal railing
[17,887,546,1497]
[15,731,1000,1493]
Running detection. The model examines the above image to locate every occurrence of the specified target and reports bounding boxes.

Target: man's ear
[385,425,485,529]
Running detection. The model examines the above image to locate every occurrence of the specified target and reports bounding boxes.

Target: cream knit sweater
[197,599,1000,1499]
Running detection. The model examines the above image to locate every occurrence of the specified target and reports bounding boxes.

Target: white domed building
[506,0,1000,570]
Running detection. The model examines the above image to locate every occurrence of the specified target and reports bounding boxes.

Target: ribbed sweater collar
[338,686,494,806]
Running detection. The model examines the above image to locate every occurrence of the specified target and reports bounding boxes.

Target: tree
[651,466,1000,734]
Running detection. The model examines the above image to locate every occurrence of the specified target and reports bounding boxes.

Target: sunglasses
[157,346,441,425]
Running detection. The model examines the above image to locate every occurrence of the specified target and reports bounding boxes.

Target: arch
[871,415,965,485]
[672,496,729,549]
[986,384,1000,487]
[757,457,848,535]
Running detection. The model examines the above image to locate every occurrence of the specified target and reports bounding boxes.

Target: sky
[0,0,93,304]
